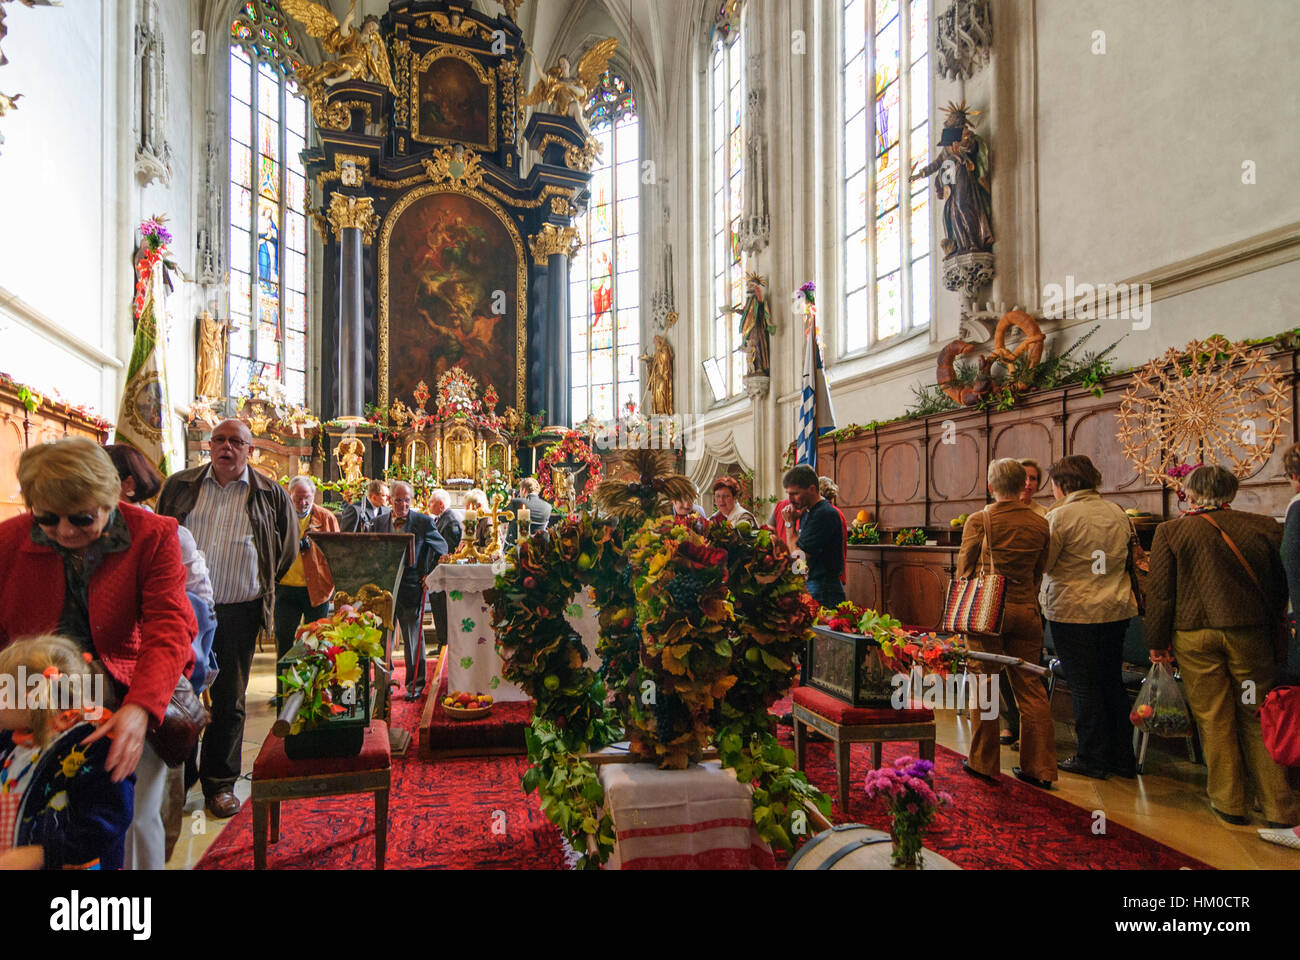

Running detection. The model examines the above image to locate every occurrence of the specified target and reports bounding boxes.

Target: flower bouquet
[894,527,927,546]
[863,756,953,869]
[277,605,386,758]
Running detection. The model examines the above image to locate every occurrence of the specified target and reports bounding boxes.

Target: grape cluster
[653,692,691,742]
[665,571,705,609]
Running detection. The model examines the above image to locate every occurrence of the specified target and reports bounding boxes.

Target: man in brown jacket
[1146,465,1298,828]
[957,458,1057,789]
[157,419,298,818]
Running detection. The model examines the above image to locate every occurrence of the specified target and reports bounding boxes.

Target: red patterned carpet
[195,672,565,870]
[196,684,1206,870]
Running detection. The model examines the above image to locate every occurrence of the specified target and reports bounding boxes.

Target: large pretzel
[991,310,1045,368]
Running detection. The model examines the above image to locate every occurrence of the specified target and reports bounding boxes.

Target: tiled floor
[167,653,1299,870]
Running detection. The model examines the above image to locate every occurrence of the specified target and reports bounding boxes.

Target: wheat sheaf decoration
[1116,336,1290,489]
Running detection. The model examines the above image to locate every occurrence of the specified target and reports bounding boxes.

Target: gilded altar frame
[408,44,498,152]
[378,183,528,413]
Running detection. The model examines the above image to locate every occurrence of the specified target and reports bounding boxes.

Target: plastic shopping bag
[1129,662,1194,738]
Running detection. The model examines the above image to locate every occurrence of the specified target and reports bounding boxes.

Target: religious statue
[909,101,993,258]
[641,335,675,416]
[444,428,475,481]
[195,311,228,399]
[499,0,527,22]
[552,466,575,515]
[281,0,396,93]
[520,38,618,134]
[335,437,365,483]
[732,273,771,376]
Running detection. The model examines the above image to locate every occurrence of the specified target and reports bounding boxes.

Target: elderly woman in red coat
[0,438,195,864]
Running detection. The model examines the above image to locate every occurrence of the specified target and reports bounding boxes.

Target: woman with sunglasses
[0,438,196,868]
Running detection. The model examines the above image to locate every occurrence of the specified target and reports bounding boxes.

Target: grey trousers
[396,594,428,693]
[124,741,167,870]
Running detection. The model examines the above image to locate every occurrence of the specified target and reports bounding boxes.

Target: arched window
[842,0,930,354]
[228,0,310,404]
[709,6,747,399]
[570,71,640,426]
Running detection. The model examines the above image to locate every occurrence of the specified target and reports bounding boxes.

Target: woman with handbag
[1145,464,1299,829]
[954,459,1057,789]
[1039,455,1140,780]
[0,438,197,868]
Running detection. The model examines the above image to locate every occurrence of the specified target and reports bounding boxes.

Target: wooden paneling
[847,545,958,630]
[822,347,1300,620]
[819,346,1300,527]
[0,386,110,523]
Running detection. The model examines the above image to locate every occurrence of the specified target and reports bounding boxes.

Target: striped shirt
[185,466,260,604]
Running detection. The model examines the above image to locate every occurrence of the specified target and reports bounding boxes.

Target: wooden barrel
[787,824,960,870]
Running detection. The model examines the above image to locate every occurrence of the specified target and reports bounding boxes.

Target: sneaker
[1258,826,1300,850]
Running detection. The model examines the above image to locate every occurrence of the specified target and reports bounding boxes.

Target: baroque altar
[288,0,614,480]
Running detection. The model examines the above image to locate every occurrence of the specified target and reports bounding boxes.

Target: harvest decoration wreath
[537,430,604,507]
[1116,336,1289,489]
[488,449,830,868]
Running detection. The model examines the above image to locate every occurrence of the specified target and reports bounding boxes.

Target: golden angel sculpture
[281,0,396,93]
[520,38,618,134]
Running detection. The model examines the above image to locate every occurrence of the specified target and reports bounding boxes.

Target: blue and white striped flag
[796,312,836,469]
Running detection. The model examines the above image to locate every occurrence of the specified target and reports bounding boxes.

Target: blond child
[0,636,133,870]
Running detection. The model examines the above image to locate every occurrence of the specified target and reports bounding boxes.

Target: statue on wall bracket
[910,100,994,300]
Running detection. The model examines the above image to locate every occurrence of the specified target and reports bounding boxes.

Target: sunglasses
[33,511,99,528]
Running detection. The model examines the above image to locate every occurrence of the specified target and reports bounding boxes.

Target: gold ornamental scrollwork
[422,145,485,189]
[550,195,576,217]
[307,85,352,131]
[565,137,603,172]
[529,223,582,265]
[327,193,381,245]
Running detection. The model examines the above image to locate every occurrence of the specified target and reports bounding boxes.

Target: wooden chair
[251,719,392,869]
[791,686,936,811]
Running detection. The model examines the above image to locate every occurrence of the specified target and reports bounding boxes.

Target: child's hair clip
[42,666,61,679]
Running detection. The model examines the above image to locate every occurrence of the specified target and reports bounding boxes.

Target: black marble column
[337,226,366,418]
[544,252,571,427]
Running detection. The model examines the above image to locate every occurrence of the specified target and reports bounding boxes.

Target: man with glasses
[158,419,297,819]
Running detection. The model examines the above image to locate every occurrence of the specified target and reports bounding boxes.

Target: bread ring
[991,310,1045,367]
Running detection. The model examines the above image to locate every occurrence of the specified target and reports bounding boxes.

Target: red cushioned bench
[791,686,936,811]
[251,720,392,870]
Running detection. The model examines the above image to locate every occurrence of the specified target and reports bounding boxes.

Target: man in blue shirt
[781,465,846,608]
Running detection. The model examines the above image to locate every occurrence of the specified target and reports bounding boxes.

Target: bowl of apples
[444,690,494,720]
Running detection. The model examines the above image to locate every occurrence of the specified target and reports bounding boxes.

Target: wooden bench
[791,686,936,811]
[251,719,392,870]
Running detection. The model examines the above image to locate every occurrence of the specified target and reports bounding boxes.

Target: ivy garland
[489,509,830,869]
[537,431,604,507]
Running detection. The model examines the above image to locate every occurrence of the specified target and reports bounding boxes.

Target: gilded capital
[327,193,381,245]
[529,223,582,265]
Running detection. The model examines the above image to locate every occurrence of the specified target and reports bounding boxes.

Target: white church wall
[0,0,200,454]
[0,0,121,414]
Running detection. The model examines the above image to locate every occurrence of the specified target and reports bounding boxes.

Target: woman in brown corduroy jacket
[1146,465,1298,828]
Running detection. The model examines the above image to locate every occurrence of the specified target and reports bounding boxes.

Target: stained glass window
[229,0,308,404]
[570,71,640,427]
[842,0,931,353]
[710,10,747,398]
